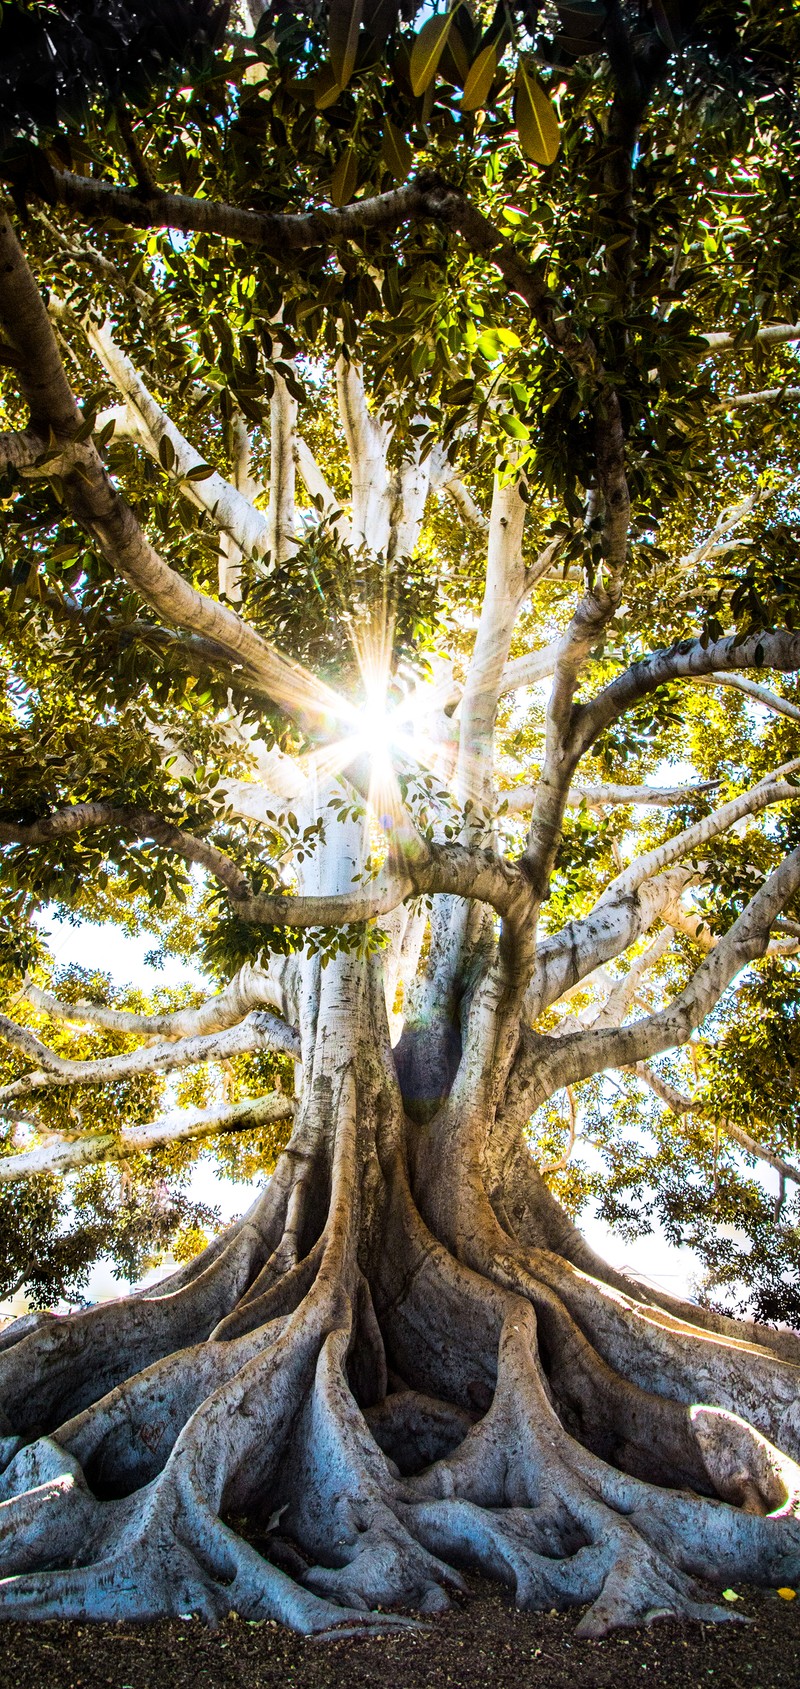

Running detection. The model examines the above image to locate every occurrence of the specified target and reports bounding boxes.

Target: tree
[2,0,800,1639]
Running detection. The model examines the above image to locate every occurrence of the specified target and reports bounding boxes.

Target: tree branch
[576,628,800,757]
[0,212,347,741]
[631,1061,800,1191]
[721,386,800,408]
[499,641,560,695]
[504,778,720,814]
[691,672,800,725]
[455,473,529,816]
[0,1009,300,1105]
[703,324,800,354]
[266,370,298,566]
[525,865,696,1022]
[24,959,284,1041]
[83,317,270,559]
[595,773,799,904]
[0,802,251,898]
[526,843,800,1102]
[0,1091,294,1183]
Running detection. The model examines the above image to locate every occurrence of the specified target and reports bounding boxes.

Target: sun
[353,692,396,767]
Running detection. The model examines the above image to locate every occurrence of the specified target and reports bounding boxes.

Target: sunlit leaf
[460,42,497,112]
[514,62,560,166]
[409,12,454,97]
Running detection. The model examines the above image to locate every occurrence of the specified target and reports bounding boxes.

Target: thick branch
[0,802,250,898]
[0,213,346,740]
[0,1009,300,1105]
[577,629,800,757]
[456,475,528,814]
[0,1091,294,1182]
[527,844,800,1102]
[24,960,284,1041]
[525,866,695,1022]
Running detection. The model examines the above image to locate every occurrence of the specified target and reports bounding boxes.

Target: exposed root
[402,1303,800,1635]
[0,1008,799,1640]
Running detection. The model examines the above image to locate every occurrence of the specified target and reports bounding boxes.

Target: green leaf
[440,23,469,86]
[460,42,497,112]
[314,61,342,110]
[158,434,176,472]
[183,463,215,482]
[331,145,358,207]
[329,0,364,89]
[409,12,454,98]
[514,63,560,166]
[477,327,502,359]
[381,119,412,182]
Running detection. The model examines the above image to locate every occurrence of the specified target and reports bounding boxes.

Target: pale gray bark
[0,1093,294,1182]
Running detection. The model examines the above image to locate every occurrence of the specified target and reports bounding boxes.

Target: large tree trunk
[1,875,800,1637]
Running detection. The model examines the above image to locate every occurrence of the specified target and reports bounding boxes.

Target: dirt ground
[0,1577,798,1689]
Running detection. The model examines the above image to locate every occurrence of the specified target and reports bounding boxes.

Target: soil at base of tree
[0,1578,797,1689]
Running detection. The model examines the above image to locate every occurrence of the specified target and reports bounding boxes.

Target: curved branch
[631,1062,800,1191]
[577,629,800,757]
[5,157,795,374]
[235,871,414,928]
[0,1092,294,1183]
[505,779,720,815]
[24,959,284,1041]
[596,774,799,904]
[528,844,800,1102]
[0,1009,300,1105]
[691,672,800,724]
[0,802,251,898]
[526,867,697,1023]
[0,212,347,741]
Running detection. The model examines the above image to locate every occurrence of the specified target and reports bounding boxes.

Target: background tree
[1,0,800,1639]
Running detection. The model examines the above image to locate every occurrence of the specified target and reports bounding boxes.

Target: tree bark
[1,817,799,1638]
